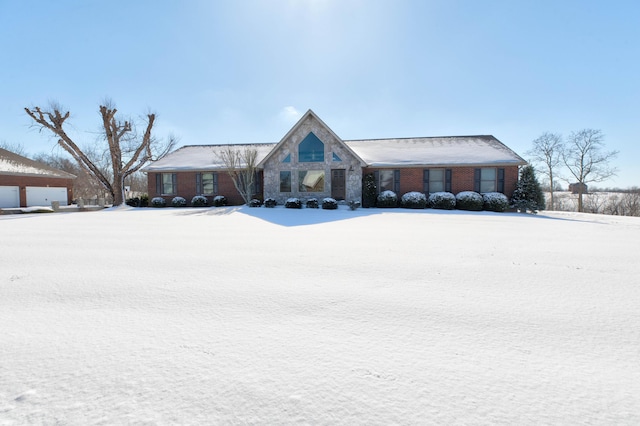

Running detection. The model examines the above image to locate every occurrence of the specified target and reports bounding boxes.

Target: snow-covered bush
[401,191,427,209]
[191,195,208,207]
[377,190,398,208]
[428,192,456,210]
[285,198,302,209]
[306,198,319,209]
[213,195,227,207]
[455,191,483,211]
[151,197,166,208]
[349,200,361,210]
[482,192,509,212]
[322,197,338,210]
[171,196,187,207]
[264,198,277,208]
[249,198,262,207]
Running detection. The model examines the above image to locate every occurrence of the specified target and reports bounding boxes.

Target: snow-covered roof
[344,136,526,167]
[142,135,525,172]
[141,144,277,172]
[0,148,76,179]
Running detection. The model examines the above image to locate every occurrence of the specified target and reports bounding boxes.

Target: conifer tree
[362,173,377,208]
[511,164,546,213]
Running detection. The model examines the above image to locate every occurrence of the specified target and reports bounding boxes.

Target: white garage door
[0,186,20,208]
[26,186,68,207]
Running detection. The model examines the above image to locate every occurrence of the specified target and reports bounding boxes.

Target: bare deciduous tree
[25,102,175,206]
[0,140,27,156]
[562,129,618,212]
[527,132,563,210]
[217,146,259,205]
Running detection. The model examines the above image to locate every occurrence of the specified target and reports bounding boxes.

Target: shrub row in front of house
[258,197,339,210]
[142,191,508,212]
[148,195,228,208]
[380,190,510,212]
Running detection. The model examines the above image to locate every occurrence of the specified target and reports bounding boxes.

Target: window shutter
[474,169,481,192]
[196,173,202,194]
[497,168,505,193]
[172,174,177,195]
[213,173,218,194]
[445,169,452,193]
[155,174,162,194]
[423,169,430,193]
[394,170,400,193]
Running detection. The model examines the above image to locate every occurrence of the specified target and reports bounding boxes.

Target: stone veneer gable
[262,113,363,204]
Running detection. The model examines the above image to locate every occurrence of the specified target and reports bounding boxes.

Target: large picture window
[298,132,324,162]
[280,171,291,192]
[298,170,325,192]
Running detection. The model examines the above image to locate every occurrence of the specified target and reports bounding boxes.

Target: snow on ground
[1,206,639,425]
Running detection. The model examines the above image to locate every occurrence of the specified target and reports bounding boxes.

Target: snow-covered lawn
[1,206,639,425]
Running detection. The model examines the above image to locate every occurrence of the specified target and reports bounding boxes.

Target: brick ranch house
[0,148,75,208]
[143,110,526,206]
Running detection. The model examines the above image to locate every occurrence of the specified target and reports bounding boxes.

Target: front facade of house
[143,110,526,206]
[0,148,76,208]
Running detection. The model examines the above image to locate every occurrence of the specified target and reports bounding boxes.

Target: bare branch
[561,129,618,212]
[25,101,177,206]
[217,146,258,205]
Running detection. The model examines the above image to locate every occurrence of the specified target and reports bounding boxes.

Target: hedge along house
[0,148,76,208]
[143,110,526,206]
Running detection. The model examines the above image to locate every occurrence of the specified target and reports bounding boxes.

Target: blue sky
[1,0,638,188]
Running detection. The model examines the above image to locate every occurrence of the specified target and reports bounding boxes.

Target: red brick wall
[147,166,519,206]
[0,175,74,207]
[363,166,520,197]
[147,171,263,206]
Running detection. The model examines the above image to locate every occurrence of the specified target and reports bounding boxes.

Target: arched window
[298,132,324,162]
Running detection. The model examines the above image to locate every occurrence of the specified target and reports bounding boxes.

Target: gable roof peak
[257,108,366,167]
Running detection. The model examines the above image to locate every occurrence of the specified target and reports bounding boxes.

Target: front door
[331,169,346,200]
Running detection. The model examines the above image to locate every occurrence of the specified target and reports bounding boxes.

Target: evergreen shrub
[191,195,208,207]
[306,198,319,209]
[249,198,263,207]
[322,197,338,210]
[151,197,166,208]
[264,198,277,208]
[377,190,398,208]
[455,191,483,211]
[362,173,378,208]
[125,195,149,208]
[171,196,187,207]
[428,192,456,210]
[401,191,427,209]
[125,198,138,207]
[482,192,509,212]
[213,195,227,207]
[285,198,302,209]
[511,165,546,213]
[348,200,361,210]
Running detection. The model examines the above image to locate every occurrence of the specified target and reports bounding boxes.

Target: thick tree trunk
[578,190,584,213]
[549,170,555,211]
[25,103,174,208]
